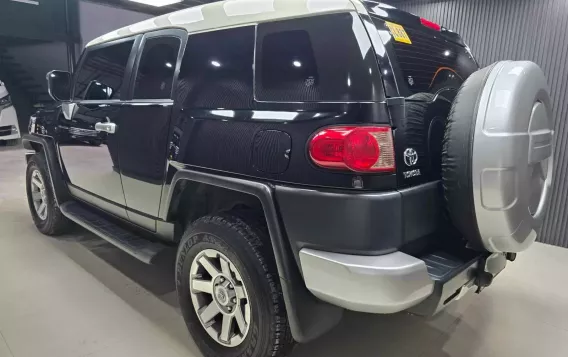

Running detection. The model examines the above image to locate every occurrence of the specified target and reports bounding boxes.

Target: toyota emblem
[403,148,418,167]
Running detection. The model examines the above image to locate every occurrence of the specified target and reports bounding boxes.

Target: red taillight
[309,126,395,173]
[420,17,441,31]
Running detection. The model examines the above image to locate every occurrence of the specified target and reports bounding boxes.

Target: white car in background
[0,80,20,145]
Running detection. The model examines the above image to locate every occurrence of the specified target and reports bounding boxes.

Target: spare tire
[403,92,455,183]
[442,61,554,253]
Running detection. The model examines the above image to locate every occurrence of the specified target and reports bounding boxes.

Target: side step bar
[60,201,168,264]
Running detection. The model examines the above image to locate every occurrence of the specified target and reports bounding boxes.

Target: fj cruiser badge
[403,148,418,166]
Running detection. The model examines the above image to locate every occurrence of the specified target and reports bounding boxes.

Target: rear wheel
[25,154,70,235]
[189,248,252,347]
[176,212,295,357]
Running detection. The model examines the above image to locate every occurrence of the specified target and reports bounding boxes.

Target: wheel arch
[167,180,264,233]
[163,169,343,343]
[22,134,70,204]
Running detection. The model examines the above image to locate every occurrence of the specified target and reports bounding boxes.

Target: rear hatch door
[364,2,479,187]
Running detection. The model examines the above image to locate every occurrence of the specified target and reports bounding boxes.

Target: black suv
[23,1,554,357]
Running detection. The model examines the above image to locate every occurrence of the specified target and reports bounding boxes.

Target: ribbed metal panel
[385,0,568,247]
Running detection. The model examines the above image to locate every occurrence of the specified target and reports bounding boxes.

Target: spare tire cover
[443,61,554,253]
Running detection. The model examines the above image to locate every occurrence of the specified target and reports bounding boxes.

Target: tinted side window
[74,40,134,100]
[177,26,254,109]
[256,13,380,102]
[133,36,181,100]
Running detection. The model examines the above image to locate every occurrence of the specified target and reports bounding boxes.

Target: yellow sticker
[385,21,412,44]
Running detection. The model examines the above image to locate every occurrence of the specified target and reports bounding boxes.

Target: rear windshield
[372,16,478,98]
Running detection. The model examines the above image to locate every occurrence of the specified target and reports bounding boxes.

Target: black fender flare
[22,134,70,204]
[163,169,343,343]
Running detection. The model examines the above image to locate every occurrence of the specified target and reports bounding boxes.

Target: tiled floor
[1,146,568,357]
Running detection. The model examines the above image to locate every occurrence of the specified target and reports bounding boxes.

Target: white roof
[87,0,360,48]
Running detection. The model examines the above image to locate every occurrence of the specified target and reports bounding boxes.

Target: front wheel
[175,212,295,357]
[25,154,70,235]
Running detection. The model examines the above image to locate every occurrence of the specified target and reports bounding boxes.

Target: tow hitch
[410,251,508,316]
[475,253,507,293]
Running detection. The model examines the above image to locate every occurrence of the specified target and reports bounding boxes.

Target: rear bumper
[299,248,506,314]
[299,249,434,313]
[275,181,441,257]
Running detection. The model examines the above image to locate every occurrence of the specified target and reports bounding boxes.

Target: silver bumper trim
[299,249,434,313]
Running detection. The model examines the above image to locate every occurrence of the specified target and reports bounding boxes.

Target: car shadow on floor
[53,226,481,357]
[57,225,178,296]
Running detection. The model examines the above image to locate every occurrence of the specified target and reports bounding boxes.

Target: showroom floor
[1,145,568,357]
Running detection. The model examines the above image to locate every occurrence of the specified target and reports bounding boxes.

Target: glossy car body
[0,81,21,142]
[23,0,499,343]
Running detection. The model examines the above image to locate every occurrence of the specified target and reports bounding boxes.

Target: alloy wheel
[30,169,48,220]
[189,248,251,347]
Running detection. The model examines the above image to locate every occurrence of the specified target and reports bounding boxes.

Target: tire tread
[176,211,295,357]
[26,154,70,236]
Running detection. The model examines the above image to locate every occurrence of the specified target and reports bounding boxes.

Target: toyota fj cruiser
[23,1,554,357]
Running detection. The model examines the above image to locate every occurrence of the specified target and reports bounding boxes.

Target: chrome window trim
[74,99,174,105]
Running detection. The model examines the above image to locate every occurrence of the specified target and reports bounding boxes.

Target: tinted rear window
[177,26,255,109]
[256,13,382,102]
[373,17,478,97]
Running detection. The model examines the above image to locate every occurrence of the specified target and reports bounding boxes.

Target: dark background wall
[386,0,568,247]
[0,0,152,130]
[4,0,152,88]
[0,0,69,42]
[79,1,151,48]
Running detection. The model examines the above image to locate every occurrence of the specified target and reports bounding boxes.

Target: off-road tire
[175,212,295,357]
[25,154,70,235]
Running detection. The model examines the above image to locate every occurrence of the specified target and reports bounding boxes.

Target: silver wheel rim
[189,248,251,347]
[30,169,48,220]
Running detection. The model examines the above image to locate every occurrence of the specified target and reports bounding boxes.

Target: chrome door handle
[94,122,117,134]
